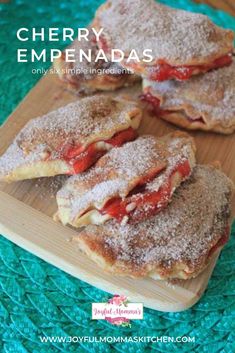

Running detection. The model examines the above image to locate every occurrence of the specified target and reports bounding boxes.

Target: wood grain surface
[0,72,234,311]
[195,0,235,16]
[0,0,234,312]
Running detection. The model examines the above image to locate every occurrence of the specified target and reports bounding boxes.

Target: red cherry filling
[52,127,137,175]
[141,92,205,124]
[98,33,232,81]
[101,160,191,223]
[147,54,232,81]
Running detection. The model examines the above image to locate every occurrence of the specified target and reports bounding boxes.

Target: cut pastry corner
[142,59,235,134]
[72,165,233,280]
[55,133,197,228]
[0,95,142,182]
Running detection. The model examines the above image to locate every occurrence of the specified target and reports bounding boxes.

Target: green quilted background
[0,1,235,352]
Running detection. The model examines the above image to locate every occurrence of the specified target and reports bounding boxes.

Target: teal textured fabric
[0,1,235,352]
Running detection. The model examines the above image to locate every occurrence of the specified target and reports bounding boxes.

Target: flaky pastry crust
[54,29,139,93]
[0,95,142,182]
[94,0,234,71]
[55,131,196,227]
[74,165,234,280]
[142,59,235,134]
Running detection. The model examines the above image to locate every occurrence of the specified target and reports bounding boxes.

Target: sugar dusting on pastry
[77,165,234,278]
[57,135,166,218]
[57,133,195,223]
[96,0,233,64]
[144,59,235,128]
[17,95,139,151]
[0,141,46,177]
[146,138,193,192]
[0,95,140,179]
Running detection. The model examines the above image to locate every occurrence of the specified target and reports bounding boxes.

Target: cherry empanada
[94,0,234,81]
[55,132,196,227]
[54,29,139,93]
[74,165,234,280]
[142,58,235,134]
[0,95,142,182]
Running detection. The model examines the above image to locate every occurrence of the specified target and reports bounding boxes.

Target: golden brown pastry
[142,58,235,134]
[54,29,139,92]
[0,95,142,182]
[94,0,234,81]
[74,165,234,280]
[55,132,196,227]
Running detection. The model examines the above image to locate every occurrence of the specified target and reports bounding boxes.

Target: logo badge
[92,295,143,327]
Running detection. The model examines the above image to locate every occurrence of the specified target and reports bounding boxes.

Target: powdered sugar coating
[0,142,45,177]
[57,133,195,222]
[18,95,139,150]
[0,95,140,178]
[96,0,233,65]
[79,165,234,276]
[144,59,235,127]
[58,135,165,218]
[147,138,193,192]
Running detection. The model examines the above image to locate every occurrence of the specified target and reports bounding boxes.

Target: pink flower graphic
[102,295,132,327]
[108,294,128,306]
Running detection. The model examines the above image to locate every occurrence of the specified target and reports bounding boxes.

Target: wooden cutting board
[195,0,235,17]
[0,74,234,312]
